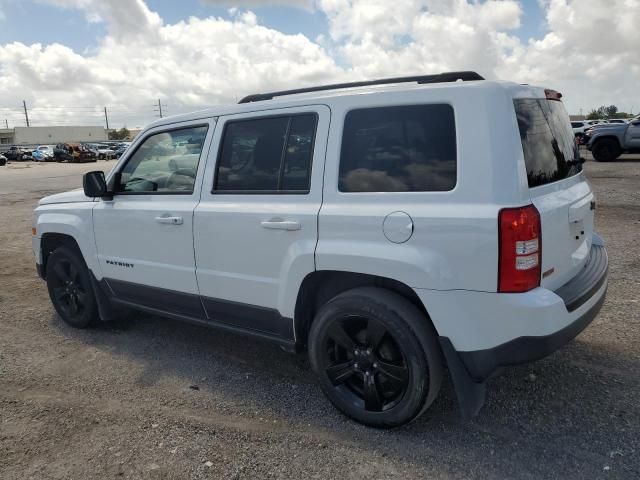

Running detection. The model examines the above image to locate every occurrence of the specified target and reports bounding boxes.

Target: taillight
[498,205,541,293]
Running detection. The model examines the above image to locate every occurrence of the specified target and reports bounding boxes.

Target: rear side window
[339,104,456,192]
[214,114,317,193]
[515,99,582,188]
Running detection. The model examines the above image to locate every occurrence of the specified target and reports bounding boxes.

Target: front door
[625,120,640,149]
[93,120,215,317]
[194,106,330,339]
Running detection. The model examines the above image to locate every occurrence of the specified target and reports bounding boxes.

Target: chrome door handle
[260,220,301,231]
[155,215,183,225]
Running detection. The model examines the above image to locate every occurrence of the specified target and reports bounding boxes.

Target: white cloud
[201,0,313,7]
[0,0,638,128]
[38,0,162,38]
[0,4,341,126]
[500,0,640,112]
[319,0,639,113]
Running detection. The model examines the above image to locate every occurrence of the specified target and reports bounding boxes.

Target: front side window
[214,113,317,193]
[339,104,457,192]
[117,125,208,194]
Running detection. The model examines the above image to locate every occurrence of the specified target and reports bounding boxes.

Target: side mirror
[83,171,109,198]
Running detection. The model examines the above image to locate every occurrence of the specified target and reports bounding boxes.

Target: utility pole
[104,106,110,135]
[153,99,167,118]
[23,100,30,127]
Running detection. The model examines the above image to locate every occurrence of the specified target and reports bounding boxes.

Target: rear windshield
[514,99,581,188]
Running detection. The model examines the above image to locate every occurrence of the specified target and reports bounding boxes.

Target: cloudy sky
[0,0,638,128]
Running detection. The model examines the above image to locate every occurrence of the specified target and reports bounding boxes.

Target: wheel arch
[293,270,430,348]
[591,135,622,149]
[35,206,100,279]
[40,232,83,279]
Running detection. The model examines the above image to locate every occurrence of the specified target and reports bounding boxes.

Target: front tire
[308,287,443,428]
[592,138,621,162]
[46,246,98,328]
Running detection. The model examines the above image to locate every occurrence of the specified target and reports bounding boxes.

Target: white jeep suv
[32,72,608,427]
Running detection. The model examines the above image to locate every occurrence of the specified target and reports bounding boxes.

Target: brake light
[498,205,541,293]
[545,89,563,101]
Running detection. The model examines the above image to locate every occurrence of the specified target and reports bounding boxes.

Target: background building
[0,126,107,145]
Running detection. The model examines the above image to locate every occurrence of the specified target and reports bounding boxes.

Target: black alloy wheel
[323,315,409,412]
[309,287,443,428]
[46,247,98,328]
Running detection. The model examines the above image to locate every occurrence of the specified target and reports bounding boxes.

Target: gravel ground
[1,156,639,479]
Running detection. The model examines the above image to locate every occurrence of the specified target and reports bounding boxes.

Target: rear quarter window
[514,99,582,188]
[339,104,456,192]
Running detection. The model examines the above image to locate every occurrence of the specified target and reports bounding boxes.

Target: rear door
[514,97,594,290]
[193,105,329,338]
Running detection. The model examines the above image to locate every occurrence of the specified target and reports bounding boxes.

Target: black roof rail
[238,71,484,103]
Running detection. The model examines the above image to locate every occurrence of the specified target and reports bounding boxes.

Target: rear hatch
[514,96,594,291]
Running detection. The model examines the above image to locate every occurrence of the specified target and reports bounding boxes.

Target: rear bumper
[417,242,608,382]
[427,242,607,418]
[454,280,606,380]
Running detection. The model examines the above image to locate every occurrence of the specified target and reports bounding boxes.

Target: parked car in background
[572,121,588,133]
[584,121,624,142]
[572,121,589,144]
[0,154,6,166]
[31,149,46,161]
[54,143,97,163]
[85,143,115,160]
[32,145,56,162]
[113,142,131,158]
[587,115,640,161]
[3,146,29,161]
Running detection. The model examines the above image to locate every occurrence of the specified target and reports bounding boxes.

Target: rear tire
[308,287,443,428]
[46,246,98,328]
[592,138,621,162]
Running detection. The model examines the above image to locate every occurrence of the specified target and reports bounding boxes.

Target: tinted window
[117,125,208,194]
[214,114,316,193]
[514,99,581,188]
[571,122,583,128]
[339,104,456,192]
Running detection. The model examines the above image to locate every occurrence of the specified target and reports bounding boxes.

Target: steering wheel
[124,177,159,192]
[166,169,196,191]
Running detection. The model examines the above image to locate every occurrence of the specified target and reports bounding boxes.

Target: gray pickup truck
[587,116,640,161]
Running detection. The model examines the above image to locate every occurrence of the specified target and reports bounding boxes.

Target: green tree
[109,127,131,140]
[586,108,604,120]
[604,105,618,117]
[586,105,626,120]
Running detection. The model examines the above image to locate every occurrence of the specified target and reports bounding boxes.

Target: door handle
[260,220,301,231]
[155,215,183,225]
